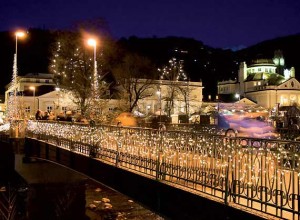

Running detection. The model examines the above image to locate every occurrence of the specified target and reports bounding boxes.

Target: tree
[49,31,115,118]
[112,53,157,113]
[49,31,91,116]
[159,58,188,117]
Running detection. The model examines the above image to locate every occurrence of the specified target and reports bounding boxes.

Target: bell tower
[273,50,285,75]
[238,62,247,96]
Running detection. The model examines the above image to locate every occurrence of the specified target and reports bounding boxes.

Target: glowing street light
[7,30,26,122]
[87,38,98,97]
[29,86,36,115]
[235,93,240,101]
[15,31,26,64]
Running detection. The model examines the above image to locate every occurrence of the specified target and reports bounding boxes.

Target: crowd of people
[35,110,88,123]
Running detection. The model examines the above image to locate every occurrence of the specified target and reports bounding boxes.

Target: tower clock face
[273,58,279,65]
[280,58,285,66]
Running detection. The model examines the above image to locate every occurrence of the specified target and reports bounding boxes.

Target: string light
[159,57,187,81]
[1,120,296,218]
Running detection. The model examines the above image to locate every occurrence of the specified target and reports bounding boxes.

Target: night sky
[1,0,300,48]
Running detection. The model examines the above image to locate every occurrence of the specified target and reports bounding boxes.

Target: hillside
[0,29,299,100]
[234,33,300,77]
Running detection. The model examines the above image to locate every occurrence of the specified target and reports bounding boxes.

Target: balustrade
[23,121,300,219]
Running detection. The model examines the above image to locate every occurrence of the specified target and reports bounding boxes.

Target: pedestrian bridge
[2,120,300,219]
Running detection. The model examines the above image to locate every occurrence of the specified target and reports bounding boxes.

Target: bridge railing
[25,120,300,220]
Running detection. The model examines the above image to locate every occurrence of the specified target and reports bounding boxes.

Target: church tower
[238,62,247,96]
[273,50,285,75]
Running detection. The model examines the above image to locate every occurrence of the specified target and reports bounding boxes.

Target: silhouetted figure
[43,111,49,120]
[35,110,43,120]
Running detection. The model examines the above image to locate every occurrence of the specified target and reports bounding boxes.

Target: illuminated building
[4,73,56,119]
[4,75,203,122]
[218,51,299,109]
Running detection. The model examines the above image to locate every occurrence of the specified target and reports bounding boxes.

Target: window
[47,106,53,112]
[62,106,67,114]
[258,82,261,86]
[25,106,30,113]
[258,68,261,72]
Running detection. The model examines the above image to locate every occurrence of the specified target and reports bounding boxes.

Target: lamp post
[7,31,26,137]
[15,31,26,67]
[9,31,26,119]
[55,87,60,117]
[235,93,240,101]
[156,88,162,125]
[87,38,98,97]
[29,86,35,116]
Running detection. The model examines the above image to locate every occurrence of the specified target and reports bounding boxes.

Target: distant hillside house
[217,51,299,109]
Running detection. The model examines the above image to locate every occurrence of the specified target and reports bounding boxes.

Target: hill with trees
[0,29,299,100]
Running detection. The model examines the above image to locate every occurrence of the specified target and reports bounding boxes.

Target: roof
[249,59,275,67]
[245,72,284,85]
[22,73,53,79]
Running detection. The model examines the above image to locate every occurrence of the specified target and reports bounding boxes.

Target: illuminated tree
[49,31,113,119]
[49,18,117,120]
[6,55,26,122]
[50,31,93,117]
[159,58,188,117]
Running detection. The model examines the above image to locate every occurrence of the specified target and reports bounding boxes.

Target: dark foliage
[1,29,299,101]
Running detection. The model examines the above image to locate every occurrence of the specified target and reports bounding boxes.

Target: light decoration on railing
[25,121,300,219]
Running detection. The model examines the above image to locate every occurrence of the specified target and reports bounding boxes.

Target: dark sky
[1,0,300,48]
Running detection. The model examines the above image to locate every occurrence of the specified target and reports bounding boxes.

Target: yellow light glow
[16,31,26,38]
[87,39,96,47]
[29,86,35,91]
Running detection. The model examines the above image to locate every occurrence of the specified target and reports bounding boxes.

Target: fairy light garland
[159,57,187,81]
[6,54,22,122]
[25,121,300,204]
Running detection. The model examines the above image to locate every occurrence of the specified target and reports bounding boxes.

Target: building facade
[5,73,56,119]
[4,75,203,122]
[218,51,300,109]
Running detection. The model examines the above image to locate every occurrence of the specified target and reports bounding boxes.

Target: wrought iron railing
[24,121,300,219]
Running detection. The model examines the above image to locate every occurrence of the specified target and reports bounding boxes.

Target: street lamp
[235,93,240,101]
[15,31,26,65]
[55,87,60,117]
[87,38,98,97]
[29,86,35,116]
[156,88,162,125]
